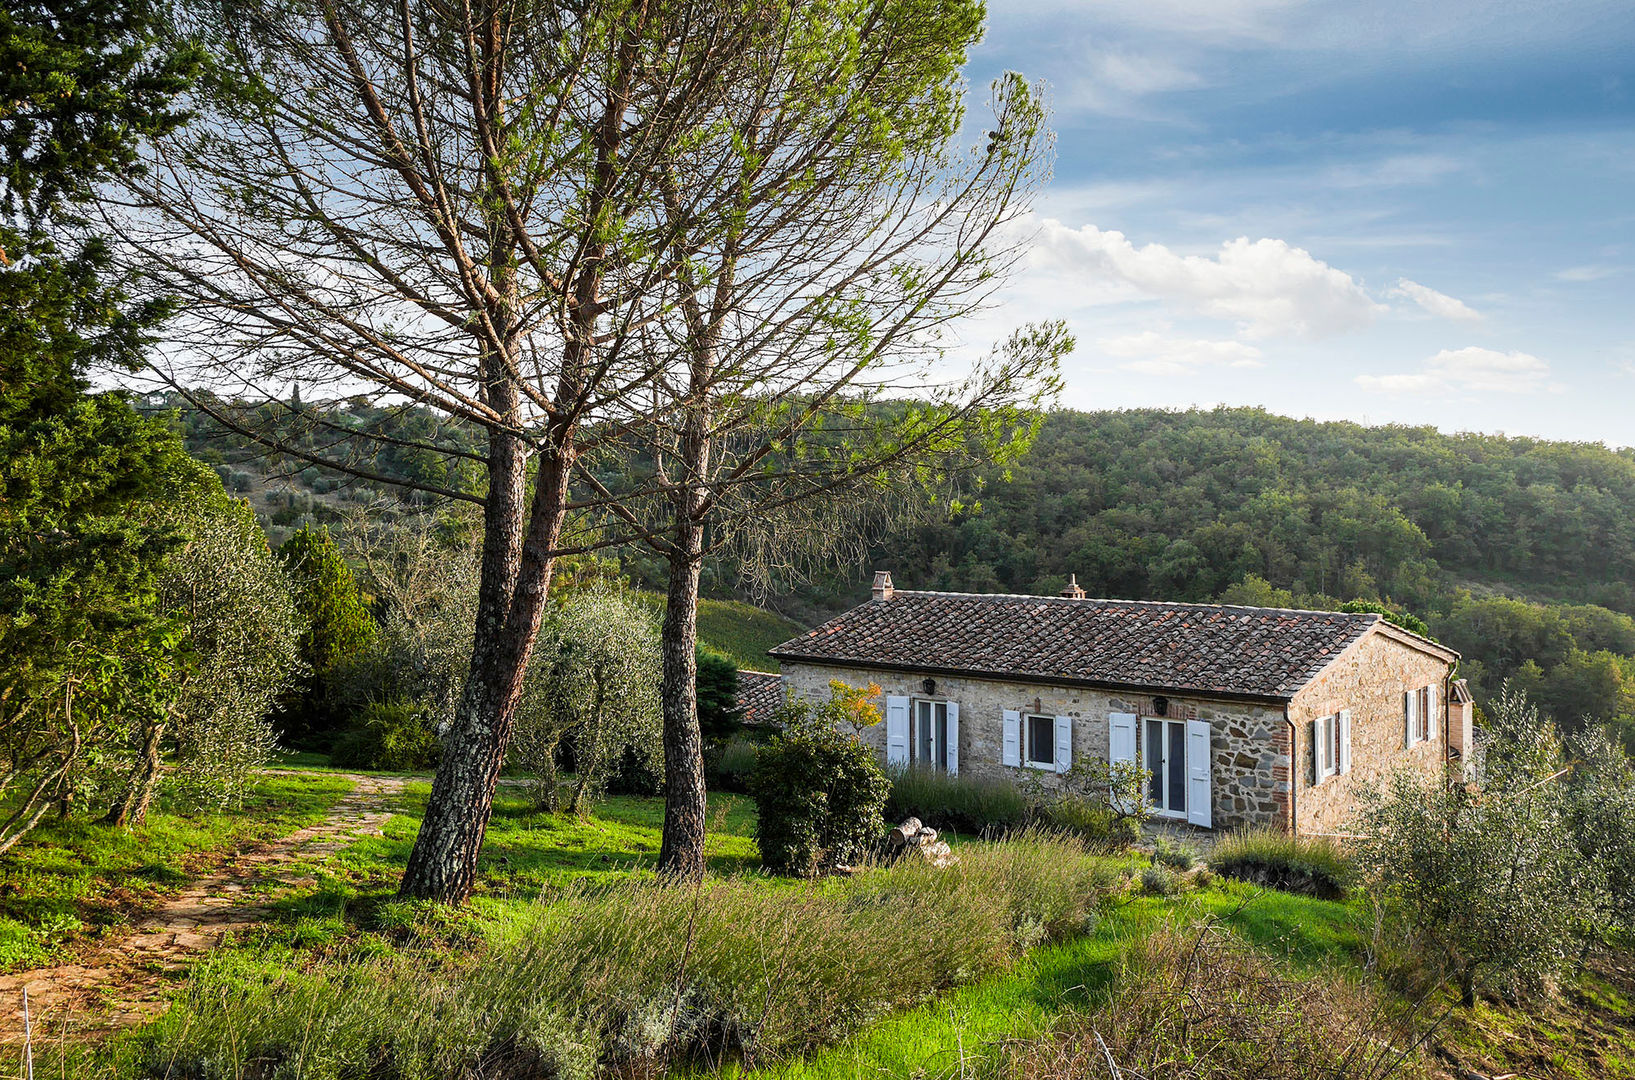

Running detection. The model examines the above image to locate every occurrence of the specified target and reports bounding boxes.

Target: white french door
[1144,717,1189,817]
[911,699,959,774]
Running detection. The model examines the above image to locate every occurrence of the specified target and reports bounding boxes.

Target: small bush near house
[885,764,1031,835]
[751,711,890,876]
[107,833,1114,1077]
[984,922,1430,1080]
[1209,827,1356,900]
[1140,863,1181,896]
[330,699,440,771]
[1024,758,1149,850]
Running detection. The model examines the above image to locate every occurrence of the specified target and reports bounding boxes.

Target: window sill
[1021,760,1057,771]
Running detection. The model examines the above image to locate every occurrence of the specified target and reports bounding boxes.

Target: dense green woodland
[886,408,1635,614]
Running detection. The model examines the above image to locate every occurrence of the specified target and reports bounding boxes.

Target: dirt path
[0,772,407,1044]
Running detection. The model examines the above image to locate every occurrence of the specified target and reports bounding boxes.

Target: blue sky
[958,0,1635,446]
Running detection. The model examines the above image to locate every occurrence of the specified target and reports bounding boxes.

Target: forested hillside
[885,407,1635,615]
[866,408,1635,736]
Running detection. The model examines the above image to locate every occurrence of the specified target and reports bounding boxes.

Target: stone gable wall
[776,661,1291,832]
[1290,629,1452,834]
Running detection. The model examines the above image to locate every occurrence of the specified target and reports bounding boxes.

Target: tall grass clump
[885,764,1031,835]
[983,921,1432,1080]
[1209,826,1357,900]
[109,831,1114,1078]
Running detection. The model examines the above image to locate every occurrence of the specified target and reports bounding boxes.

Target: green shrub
[1151,835,1198,870]
[1140,864,1180,896]
[707,733,760,795]
[330,699,440,771]
[103,833,1112,1077]
[885,765,1031,835]
[751,722,889,877]
[1039,796,1141,849]
[1208,827,1356,900]
[1355,690,1590,1005]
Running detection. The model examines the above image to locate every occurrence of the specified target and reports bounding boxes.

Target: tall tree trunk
[657,534,708,881]
[656,364,713,880]
[105,719,164,828]
[397,432,574,902]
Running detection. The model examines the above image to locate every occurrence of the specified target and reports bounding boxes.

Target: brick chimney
[871,570,895,601]
[1061,573,1086,600]
[1448,678,1476,777]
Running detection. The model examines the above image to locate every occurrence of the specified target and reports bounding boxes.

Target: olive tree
[511,590,662,815]
[1566,727,1635,942]
[1355,689,1592,1005]
[157,480,304,812]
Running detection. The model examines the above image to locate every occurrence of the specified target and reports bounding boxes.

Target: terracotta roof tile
[735,670,784,726]
[768,591,1381,701]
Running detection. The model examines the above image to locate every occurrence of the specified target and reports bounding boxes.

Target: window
[912,699,949,771]
[1024,714,1054,767]
[1317,713,1340,780]
[1143,717,1188,816]
[1404,685,1436,746]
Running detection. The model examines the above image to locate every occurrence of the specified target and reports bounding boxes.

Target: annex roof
[735,669,785,726]
[768,590,1452,703]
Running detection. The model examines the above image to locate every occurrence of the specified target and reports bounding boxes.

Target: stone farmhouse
[760,572,1473,834]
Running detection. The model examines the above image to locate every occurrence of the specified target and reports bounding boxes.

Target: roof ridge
[891,589,1381,621]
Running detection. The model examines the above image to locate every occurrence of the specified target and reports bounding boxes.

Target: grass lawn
[17,763,1631,1079]
[635,592,806,670]
[234,780,763,960]
[0,773,355,971]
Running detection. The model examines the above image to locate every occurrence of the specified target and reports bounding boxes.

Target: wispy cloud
[1389,279,1482,321]
[1324,154,1465,189]
[1029,221,1385,338]
[1097,331,1265,375]
[1356,346,1555,395]
[1554,265,1621,282]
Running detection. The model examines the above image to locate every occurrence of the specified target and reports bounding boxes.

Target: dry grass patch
[982,920,1435,1080]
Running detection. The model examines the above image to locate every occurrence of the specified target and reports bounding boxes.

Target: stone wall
[1290,629,1453,834]
[777,661,1290,832]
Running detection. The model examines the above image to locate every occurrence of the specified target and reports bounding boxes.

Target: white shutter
[1054,716,1073,773]
[945,702,960,776]
[1185,719,1212,828]
[1108,713,1138,814]
[1338,710,1352,775]
[1002,710,1021,767]
[885,696,910,766]
[1403,690,1418,748]
[1426,684,1439,742]
[1311,717,1326,784]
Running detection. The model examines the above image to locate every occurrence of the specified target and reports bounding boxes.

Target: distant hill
[873,407,1635,616]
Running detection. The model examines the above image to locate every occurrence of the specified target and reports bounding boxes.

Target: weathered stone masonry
[778,661,1296,832]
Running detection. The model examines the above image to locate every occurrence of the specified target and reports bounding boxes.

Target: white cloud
[1355,346,1554,395]
[1029,221,1385,338]
[1554,265,1620,282]
[1389,278,1482,321]
[1097,331,1265,376]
